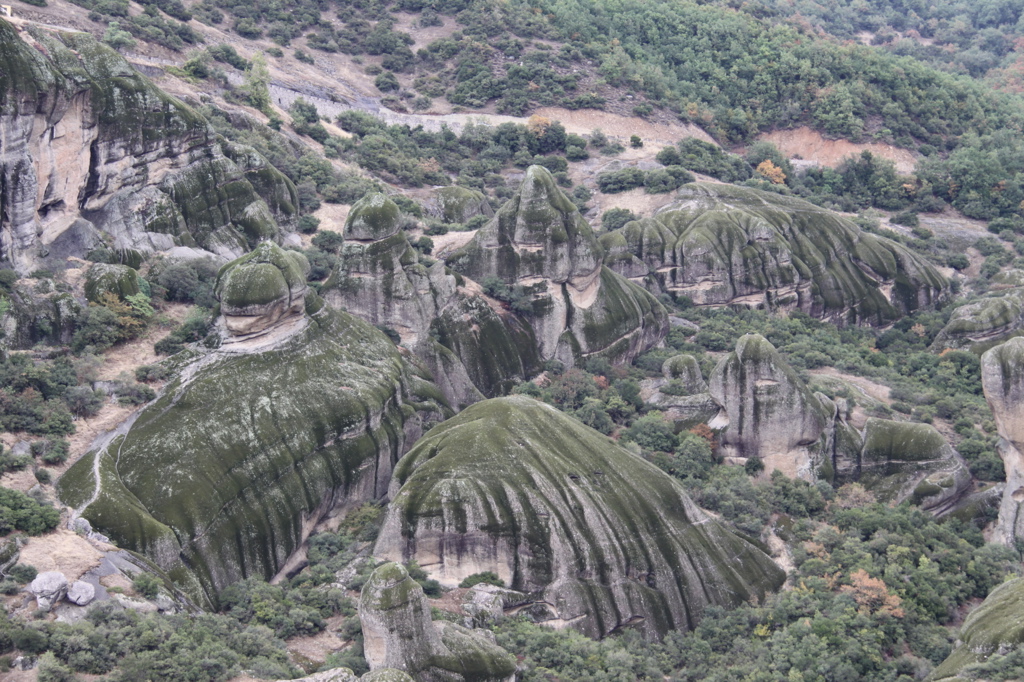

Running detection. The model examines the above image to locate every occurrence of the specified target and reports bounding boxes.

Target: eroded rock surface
[981,337,1024,546]
[935,276,1024,349]
[0,19,295,273]
[216,241,309,336]
[449,165,667,367]
[29,571,68,610]
[600,183,947,324]
[376,396,786,640]
[58,273,449,604]
[359,562,516,682]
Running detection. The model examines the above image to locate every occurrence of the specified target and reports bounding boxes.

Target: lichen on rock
[84,263,141,303]
[216,241,309,336]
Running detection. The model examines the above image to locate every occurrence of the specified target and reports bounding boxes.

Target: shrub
[459,572,505,588]
[64,386,105,418]
[298,215,321,234]
[601,208,638,232]
[132,573,162,599]
[0,489,59,536]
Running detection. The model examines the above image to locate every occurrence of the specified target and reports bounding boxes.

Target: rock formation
[58,247,450,604]
[66,580,96,606]
[708,334,970,510]
[709,334,832,478]
[359,562,516,682]
[216,241,310,336]
[600,183,948,324]
[323,193,456,349]
[0,19,295,274]
[641,354,718,428]
[981,337,1024,546]
[448,165,668,366]
[84,263,141,303]
[376,395,786,640]
[934,273,1024,349]
[929,577,1024,681]
[431,186,493,225]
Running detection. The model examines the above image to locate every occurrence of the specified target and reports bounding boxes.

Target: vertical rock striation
[981,337,1024,546]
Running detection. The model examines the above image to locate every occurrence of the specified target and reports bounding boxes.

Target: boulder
[662,354,707,394]
[602,183,948,324]
[981,337,1024,546]
[84,263,141,303]
[360,671,416,682]
[66,580,95,606]
[933,287,1024,349]
[58,303,449,606]
[29,571,68,610]
[376,396,785,640]
[929,577,1024,681]
[857,418,971,514]
[215,241,310,336]
[359,562,516,682]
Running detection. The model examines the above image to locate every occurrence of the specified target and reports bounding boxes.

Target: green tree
[242,52,272,113]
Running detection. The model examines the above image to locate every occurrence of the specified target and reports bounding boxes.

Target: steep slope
[981,337,1024,547]
[0,18,296,273]
[375,395,786,640]
[58,284,448,605]
[601,184,948,324]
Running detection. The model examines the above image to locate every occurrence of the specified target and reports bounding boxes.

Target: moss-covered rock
[376,395,785,640]
[709,334,831,478]
[929,577,1024,681]
[934,287,1024,350]
[0,19,293,273]
[216,242,309,335]
[433,186,493,225]
[346,194,402,241]
[603,183,948,324]
[857,418,971,513]
[360,562,516,682]
[57,307,449,605]
[662,354,707,393]
[981,338,1024,546]
[83,263,141,303]
[447,166,667,366]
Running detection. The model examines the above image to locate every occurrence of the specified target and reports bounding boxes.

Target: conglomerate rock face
[708,334,970,511]
[375,395,786,641]
[600,183,948,324]
[448,165,668,367]
[929,577,1024,681]
[216,241,310,336]
[359,562,516,682]
[58,292,449,605]
[934,273,1024,349]
[981,337,1024,546]
[0,19,295,274]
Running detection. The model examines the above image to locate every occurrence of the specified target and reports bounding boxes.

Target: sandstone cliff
[0,19,296,274]
[375,395,786,640]
[981,337,1024,546]
[57,269,449,604]
[600,183,948,324]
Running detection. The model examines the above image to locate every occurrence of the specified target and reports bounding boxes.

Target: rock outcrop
[641,354,718,428]
[431,186,493,225]
[981,337,1024,546]
[600,183,948,324]
[376,396,786,640]
[709,334,831,478]
[0,19,295,273]
[359,562,516,682]
[216,241,309,336]
[58,263,449,604]
[448,165,668,367]
[934,275,1024,349]
[66,580,96,606]
[323,193,456,349]
[83,263,141,303]
[929,577,1024,681]
[707,334,970,510]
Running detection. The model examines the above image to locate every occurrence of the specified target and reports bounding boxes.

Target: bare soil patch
[534,107,715,147]
[759,127,918,174]
[17,528,104,582]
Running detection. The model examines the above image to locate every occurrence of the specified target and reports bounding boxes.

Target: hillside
[2,0,1024,680]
